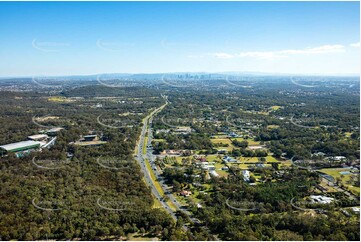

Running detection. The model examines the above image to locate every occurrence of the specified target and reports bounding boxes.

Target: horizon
[0,71,360,79]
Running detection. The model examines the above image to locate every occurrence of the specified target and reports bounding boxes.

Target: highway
[134,96,219,240]
[134,97,178,219]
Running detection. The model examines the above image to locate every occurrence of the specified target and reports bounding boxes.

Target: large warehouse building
[0,140,41,157]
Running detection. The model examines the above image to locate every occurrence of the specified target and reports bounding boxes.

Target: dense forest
[0,87,199,240]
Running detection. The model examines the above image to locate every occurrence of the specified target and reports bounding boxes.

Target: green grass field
[319,168,360,196]
[231,137,261,146]
[240,157,261,162]
[152,138,166,142]
[143,137,148,155]
[211,138,235,151]
[270,105,282,111]
[144,159,164,197]
[267,125,280,129]
[265,155,279,162]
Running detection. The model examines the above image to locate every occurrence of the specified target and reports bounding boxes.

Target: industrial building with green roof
[0,140,41,156]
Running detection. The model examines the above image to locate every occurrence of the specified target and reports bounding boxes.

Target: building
[242,170,250,182]
[180,190,192,197]
[73,134,107,147]
[201,164,216,170]
[46,127,64,136]
[218,149,227,154]
[228,132,239,138]
[173,127,192,133]
[209,170,219,177]
[310,195,334,204]
[223,156,239,163]
[351,207,360,214]
[28,134,49,141]
[83,134,97,142]
[333,156,346,161]
[0,140,41,157]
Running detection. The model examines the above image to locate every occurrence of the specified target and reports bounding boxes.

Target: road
[145,121,195,220]
[134,97,178,220]
[134,96,219,240]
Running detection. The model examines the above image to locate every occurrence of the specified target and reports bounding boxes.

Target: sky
[0,1,359,76]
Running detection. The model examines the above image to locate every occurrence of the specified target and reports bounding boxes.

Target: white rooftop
[0,140,41,151]
[28,134,49,140]
[310,195,334,204]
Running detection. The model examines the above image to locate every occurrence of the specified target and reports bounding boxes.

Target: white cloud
[350,42,360,47]
[280,44,345,54]
[208,52,234,59]
[206,44,346,60]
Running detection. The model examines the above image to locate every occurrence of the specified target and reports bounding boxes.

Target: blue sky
[0,1,359,76]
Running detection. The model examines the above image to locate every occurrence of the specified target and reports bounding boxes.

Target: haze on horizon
[0,1,359,77]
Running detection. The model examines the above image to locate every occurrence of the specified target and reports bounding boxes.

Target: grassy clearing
[128,232,158,241]
[265,155,279,162]
[240,157,261,162]
[344,132,352,138]
[48,96,72,102]
[280,160,292,167]
[270,105,282,111]
[211,138,235,151]
[205,154,222,162]
[144,159,164,197]
[211,134,228,139]
[319,168,351,178]
[231,137,260,146]
[152,198,163,209]
[153,138,166,142]
[267,125,280,129]
[143,137,148,155]
[166,201,178,211]
[319,168,359,195]
[211,138,232,144]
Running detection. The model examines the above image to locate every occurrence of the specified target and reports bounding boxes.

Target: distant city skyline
[0,1,359,76]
